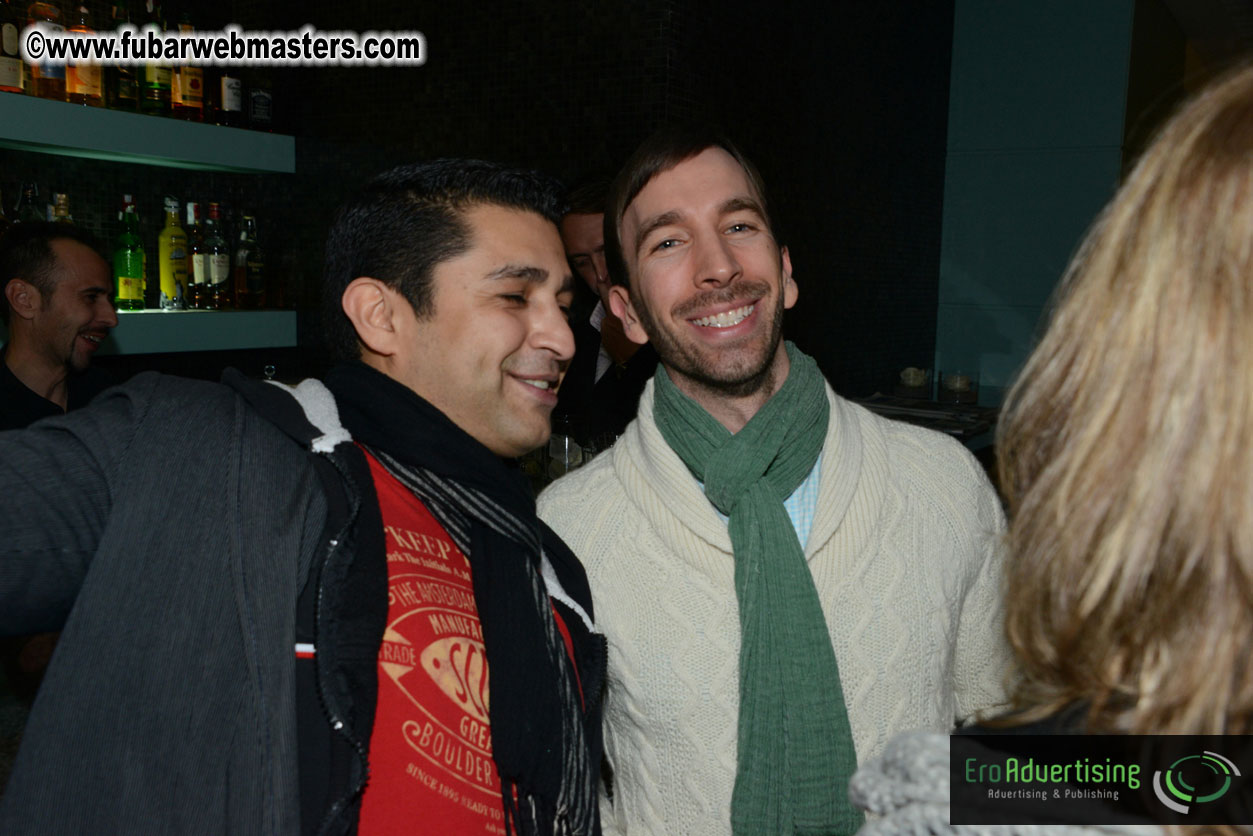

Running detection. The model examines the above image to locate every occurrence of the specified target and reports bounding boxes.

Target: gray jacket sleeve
[0,374,155,634]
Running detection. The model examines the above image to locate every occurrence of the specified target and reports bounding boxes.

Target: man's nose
[532,298,575,363]
[692,232,741,287]
[592,252,609,285]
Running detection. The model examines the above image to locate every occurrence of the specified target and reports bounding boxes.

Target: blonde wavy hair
[996,62,1253,736]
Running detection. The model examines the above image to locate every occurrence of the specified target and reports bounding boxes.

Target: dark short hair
[322,158,567,363]
[604,125,773,287]
[0,222,103,325]
[564,177,611,217]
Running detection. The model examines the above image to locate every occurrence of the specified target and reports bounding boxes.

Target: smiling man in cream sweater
[539,126,1013,836]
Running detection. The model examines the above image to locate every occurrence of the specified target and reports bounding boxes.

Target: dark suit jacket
[555,318,657,448]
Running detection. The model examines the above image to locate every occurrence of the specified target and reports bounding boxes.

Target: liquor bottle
[113,195,145,311]
[14,182,43,222]
[103,0,138,110]
[51,191,72,223]
[233,214,263,309]
[208,64,242,127]
[184,201,207,307]
[1,0,25,94]
[26,0,65,101]
[138,0,169,115]
[157,196,187,310]
[170,3,201,121]
[64,3,101,106]
[203,202,229,310]
[245,70,272,131]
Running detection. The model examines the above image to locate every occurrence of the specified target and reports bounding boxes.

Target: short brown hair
[603,125,772,288]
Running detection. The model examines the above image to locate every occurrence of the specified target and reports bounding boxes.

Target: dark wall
[277,0,957,396]
[662,0,955,394]
[4,0,956,395]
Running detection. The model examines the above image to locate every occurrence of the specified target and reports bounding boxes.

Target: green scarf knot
[653,342,863,836]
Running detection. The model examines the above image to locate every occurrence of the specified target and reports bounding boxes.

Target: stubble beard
[632,279,787,400]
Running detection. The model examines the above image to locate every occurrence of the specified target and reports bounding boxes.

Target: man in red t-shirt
[312,161,603,836]
[0,161,604,836]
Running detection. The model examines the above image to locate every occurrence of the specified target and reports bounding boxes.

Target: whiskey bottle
[64,3,101,106]
[245,70,272,131]
[138,0,169,115]
[51,191,72,223]
[208,64,242,127]
[113,195,145,311]
[157,196,187,310]
[184,201,207,307]
[26,0,65,101]
[14,182,44,222]
[203,202,229,310]
[233,214,264,309]
[1,0,25,94]
[103,0,138,110]
[170,4,201,120]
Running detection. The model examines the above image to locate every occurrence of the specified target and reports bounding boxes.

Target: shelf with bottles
[0,92,294,172]
[0,0,287,171]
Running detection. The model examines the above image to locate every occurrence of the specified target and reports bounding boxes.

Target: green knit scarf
[653,342,863,836]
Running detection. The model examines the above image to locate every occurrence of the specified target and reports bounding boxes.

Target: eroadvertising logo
[950,735,1253,826]
[1152,751,1241,814]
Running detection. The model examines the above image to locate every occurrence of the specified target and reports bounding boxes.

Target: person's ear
[609,284,650,346]
[4,279,42,321]
[781,246,797,310]
[342,277,402,358]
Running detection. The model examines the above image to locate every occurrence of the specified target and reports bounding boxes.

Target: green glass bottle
[138,0,169,115]
[113,195,145,311]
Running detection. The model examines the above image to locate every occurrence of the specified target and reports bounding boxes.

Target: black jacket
[0,370,605,835]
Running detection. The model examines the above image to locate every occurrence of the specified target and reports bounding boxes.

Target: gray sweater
[850,731,1162,836]
[0,372,333,834]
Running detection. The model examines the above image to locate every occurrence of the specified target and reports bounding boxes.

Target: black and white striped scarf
[325,363,596,836]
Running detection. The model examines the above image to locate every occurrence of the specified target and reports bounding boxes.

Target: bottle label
[246,259,264,294]
[116,275,143,301]
[115,247,144,301]
[177,68,202,106]
[145,65,172,87]
[210,253,230,285]
[67,64,102,96]
[115,68,138,101]
[0,56,21,91]
[221,76,242,112]
[30,22,65,80]
[190,253,206,285]
[159,235,188,308]
[248,89,273,123]
[2,22,17,55]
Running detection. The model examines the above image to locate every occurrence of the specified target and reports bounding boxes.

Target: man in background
[555,179,656,449]
[0,222,116,431]
[540,127,1011,835]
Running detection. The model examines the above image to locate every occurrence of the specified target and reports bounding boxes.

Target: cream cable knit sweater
[539,380,1014,836]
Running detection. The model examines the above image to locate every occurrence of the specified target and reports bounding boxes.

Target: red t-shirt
[357,451,508,835]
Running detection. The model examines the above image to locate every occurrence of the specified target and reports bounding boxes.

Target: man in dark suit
[555,179,657,449]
